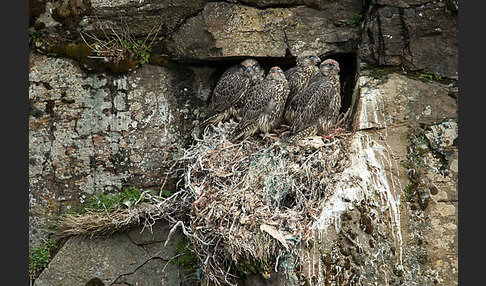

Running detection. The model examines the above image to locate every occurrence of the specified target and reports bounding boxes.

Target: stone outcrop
[34,220,185,286]
[29,53,210,248]
[360,1,458,78]
[78,0,209,39]
[32,1,363,62]
[29,0,458,285]
[356,72,457,130]
[349,72,457,285]
[168,1,362,59]
[31,0,457,76]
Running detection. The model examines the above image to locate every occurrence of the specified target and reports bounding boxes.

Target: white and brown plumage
[230,66,290,142]
[283,51,321,125]
[201,59,264,127]
[288,59,341,143]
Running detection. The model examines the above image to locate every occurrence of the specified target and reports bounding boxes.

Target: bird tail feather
[286,126,315,144]
[200,112,230,128]
[229,122,257,142]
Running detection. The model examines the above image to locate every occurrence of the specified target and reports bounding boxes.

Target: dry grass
[55,120,352,285]
[79,19,159,69]
[175,121,352,285]
[56,202,161,238]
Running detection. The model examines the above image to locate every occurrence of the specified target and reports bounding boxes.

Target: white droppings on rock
[312,132,404,264]
[357,77,387,130]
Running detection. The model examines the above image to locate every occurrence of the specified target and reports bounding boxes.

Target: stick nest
[177,121,352,285]
[55,121,352,285]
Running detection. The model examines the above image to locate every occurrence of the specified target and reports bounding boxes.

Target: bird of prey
[288,59,341,143]
[283,51,321,125]
[230,66,290,142]
[201,59,264,127]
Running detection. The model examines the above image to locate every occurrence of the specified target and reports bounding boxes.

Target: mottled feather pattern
[204,55,341,144]
[230,67,289,142]
[201,59,264,127]
[289,59,341,143]
[210,67,250,112]
[283,51,321,125]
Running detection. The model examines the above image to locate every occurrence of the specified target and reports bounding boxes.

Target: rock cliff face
[359,0,458,78]
[29,0,457,285]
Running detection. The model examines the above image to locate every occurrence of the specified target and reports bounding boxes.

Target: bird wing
[237,81,276,128]
[292,76,332,133]
[284,67,304,103]
[211,67,250,111]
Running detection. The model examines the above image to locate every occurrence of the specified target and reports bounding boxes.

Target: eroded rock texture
[29,53,209,248]
[360,1,458,78]
[34,220,185,286]
[29,0,458,285]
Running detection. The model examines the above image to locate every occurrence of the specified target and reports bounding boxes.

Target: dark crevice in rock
[330,53,359,129]
[224,1,315,10]
[110,258,152,285]
[127,232,151,256]
[110,257,171,286]
[436,199,458,203]
[192,52,359,121]
[369,4,386,66]
[398,7,413,69]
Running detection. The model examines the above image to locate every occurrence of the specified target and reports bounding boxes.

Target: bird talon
[321,134,333,140]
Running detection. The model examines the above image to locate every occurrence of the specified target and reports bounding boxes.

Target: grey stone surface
[28,53,210,249]
[425,121,458,151]
[170,2,292,59]
[128,219,171,245]
[34,223,186,286]
[79,0,210,39]
[169,1,362,59]
[34,0,456,78]
[360,1,458,78]
[285,6,361,57]
[113,258,181,286]
[355,73,457,130]
[34,233,150,286]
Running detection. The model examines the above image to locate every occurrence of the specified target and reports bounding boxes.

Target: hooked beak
[312,56,321,63]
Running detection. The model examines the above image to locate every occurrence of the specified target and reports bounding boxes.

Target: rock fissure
[30,0,457,285]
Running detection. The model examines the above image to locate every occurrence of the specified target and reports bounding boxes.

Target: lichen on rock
[29,0,457,285]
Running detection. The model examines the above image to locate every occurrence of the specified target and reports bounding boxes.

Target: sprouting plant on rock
[80,22,159,70]
[70,186,158,214]
[342,12,363,27]
[419,69,442,81]
[29,237,57,281]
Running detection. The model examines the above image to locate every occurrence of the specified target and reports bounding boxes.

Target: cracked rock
[34,233,151,285]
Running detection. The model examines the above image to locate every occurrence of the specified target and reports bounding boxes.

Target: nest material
[55,120,352,285]
[179,121,352,285]
[55,202,162,238]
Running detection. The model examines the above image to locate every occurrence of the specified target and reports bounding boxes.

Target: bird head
[296,51,321,67]
[267,66,286,80]
[241,59,260,72]
[240,59,264,81]
[319,59,340,76]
